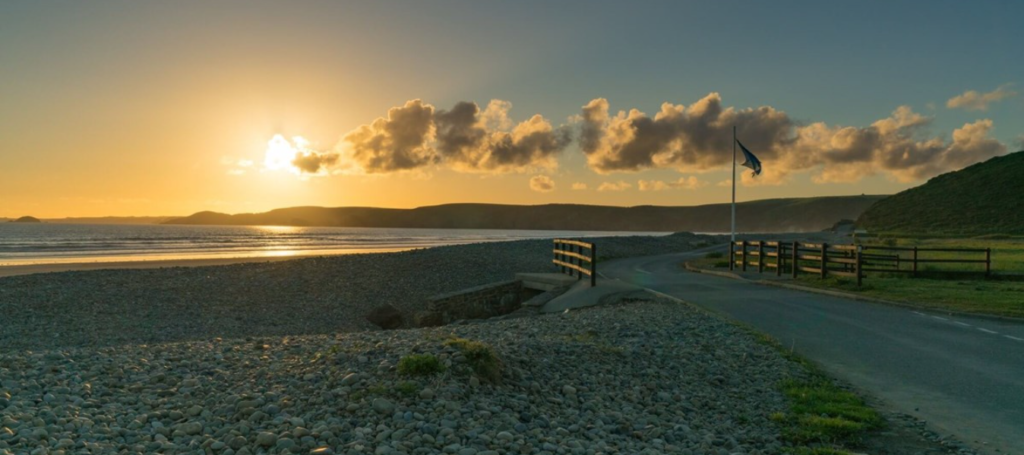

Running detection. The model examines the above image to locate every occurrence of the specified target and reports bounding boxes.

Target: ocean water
[0,223,668,265]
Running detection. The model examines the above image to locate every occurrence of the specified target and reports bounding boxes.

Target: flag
[736,140,762,176]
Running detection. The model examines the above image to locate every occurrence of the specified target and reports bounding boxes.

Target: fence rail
[729,240,991,286]
[553,239,597,287]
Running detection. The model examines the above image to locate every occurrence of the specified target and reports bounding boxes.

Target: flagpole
[731,125,736,243]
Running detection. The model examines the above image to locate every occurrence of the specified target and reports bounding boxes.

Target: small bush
[444,337,502,382]
[397,354,446,376]
[713,260,731,268]
[705,251,724,259]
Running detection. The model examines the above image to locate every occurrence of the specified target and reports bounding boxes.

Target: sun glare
[263,134,307,173]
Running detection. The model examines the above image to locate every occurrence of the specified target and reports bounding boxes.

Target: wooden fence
[729,241,991,286]
[553,239,597,287]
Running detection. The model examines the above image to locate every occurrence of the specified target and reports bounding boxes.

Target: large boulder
[365,304,404,330]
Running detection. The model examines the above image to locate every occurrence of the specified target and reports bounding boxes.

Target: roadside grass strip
[751,332,884,454]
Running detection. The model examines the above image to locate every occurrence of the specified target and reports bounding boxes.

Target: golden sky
[2,2,1020,218]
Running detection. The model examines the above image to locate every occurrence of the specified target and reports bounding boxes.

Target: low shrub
[397,354,446,376]
[444,337,502,382]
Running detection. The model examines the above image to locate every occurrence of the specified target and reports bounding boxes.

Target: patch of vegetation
[444,337,502,382]
[705,251,724,259]
[742,330,883,453]
[777,378,883,444]
[397,354,446,376]
[796,274,1024,318]
[395,381,419,397]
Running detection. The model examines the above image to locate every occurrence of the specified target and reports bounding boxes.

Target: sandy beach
[0,248,414,278]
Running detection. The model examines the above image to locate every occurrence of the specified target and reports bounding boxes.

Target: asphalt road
[602,250,1024,454]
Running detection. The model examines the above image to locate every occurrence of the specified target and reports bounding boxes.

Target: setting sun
[263,134,307,174]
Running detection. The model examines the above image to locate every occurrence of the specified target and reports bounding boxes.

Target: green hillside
[858,151,1024,236]
[165,195,885,233]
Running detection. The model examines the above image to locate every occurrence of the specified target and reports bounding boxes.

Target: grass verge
[795,275,1024,319]
[750,331,883,454]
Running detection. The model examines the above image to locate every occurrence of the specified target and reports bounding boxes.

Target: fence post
[986,248,991,277]
[741,241,748,272]
[855,246,863,287]
[556,241,565,274]
[912,246,918,277]
[758,242,765,273]
[590,243,597,287]
[777,243,783,277]
[729,241,735,271]
[792,241,799,278]
[821,242,828,279]
[574,243,582,280]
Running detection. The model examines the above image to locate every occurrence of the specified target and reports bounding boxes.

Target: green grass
[797,273,1024,319]
[395,381,419,397]
[870,237,1024,273]
[778,379,883,444]
[443,337,502,382]
[397,354,446,376]
[748,332,883,454]
[687,237,1024,318]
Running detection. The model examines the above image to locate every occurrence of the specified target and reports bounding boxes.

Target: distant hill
[9,216,42,223]
[165,196,886,233]
[41,216,177,225]
[858,151,1024,236]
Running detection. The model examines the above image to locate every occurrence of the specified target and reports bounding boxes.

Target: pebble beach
[0,233,964,454]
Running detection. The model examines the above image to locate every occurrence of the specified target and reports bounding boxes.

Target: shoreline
[0,247,414,278]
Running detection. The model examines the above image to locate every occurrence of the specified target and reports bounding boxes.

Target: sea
[0,223,669,266]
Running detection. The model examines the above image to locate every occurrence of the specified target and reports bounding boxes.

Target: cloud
[571,182,588,190]
[529,175,555,193]
[342,99,437,173]
[638,176,706,191]
[946,85,1017,111]
[434,100,571,173]
[806,112,1005,182]
[1015,135,1024,151]
[578,94,1007,183]
[597,180,631,191]
[342,99,570,174]
[292,151,340,174]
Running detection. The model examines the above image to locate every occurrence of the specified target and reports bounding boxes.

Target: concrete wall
[422,280,523,325]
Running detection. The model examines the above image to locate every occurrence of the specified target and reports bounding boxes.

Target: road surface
[603,250,1024,454]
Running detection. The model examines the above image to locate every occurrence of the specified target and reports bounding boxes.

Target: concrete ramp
[516,272,580,291]
[540,278,644,313]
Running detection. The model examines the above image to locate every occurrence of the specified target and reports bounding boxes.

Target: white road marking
[978,328,999,335]
[931,316,948,321]
[634,266,652,275]
[953,321,972,327]
[1004,335,1024,342]
[913,311,927,316]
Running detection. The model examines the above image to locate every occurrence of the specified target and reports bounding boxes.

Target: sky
[1,1,1022,217]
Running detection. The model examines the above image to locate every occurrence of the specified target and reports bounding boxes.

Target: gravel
[0,295,803,455]
[0,233,718,350]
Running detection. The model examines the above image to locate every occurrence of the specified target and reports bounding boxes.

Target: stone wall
[422,280,523,325]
